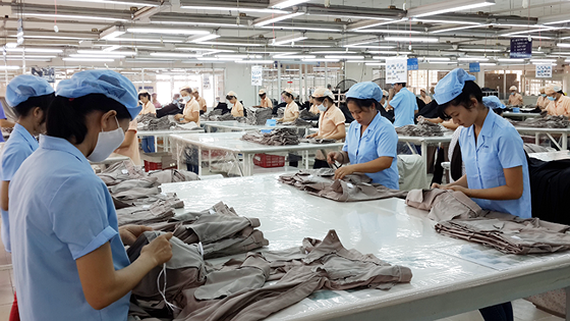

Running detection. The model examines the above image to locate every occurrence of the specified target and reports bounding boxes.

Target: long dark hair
[14,93,55,123]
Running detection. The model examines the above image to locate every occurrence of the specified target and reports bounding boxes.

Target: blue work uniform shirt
[9,135,131,321]
[0,123,39,252]
[459,108,532,218]
[343,112,399,190]
[0,103,7,143]
[390,87,418,127]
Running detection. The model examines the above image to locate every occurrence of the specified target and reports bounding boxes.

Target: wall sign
[251,65,263,86]
[407,58,418,71]
[510,38,532,59]
[535,64,552,78]
[386,57,408,84]
[469,62,480,73]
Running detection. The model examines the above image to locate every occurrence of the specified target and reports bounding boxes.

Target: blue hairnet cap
[6,75,55,107]
[482,96,505,109]
[56,70,141,120]
[433,68,476,105]
[345,82,383,102]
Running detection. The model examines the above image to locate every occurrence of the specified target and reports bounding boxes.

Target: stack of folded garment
[280,168,408,202]
[245,107,273,125]
[241,128,299,146]
[395,119,446,137]
[406,189,570,254]
[508,115,569,128]
[299,109,319,120]
[277,107,285,118]
[127,229,412,321]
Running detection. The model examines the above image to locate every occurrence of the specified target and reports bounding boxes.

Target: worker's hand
[119,225,153,246]
[306,133,318,138]
[327,151,343,164]
[431,183,442,189]
[417,115,425,122]
[445,185,470,196]
[140,233,173,266]
[334,165,355,180]
[174,114,182,120]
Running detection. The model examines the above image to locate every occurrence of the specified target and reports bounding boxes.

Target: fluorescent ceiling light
[385,36,438,43]
[497,58,525,62]
[372,56,391,60]
[197,57,244,61]
[6,48,63,53]
[530,59,556,63]
[557,43,570,48]
[77,50,136,56]
[62,0,159,7]
[21,13,128,22]
[302,58,339,62]
[63,58,115,62]
[197,41,264,47]
[151,20,245,28]
[430,24,487,34]
[458,48,503,52]
[177,47,233,53]
[369,51,412,55]
[187,34,220,43]
[235,60,275,64]
[271,52,299,57]
[346,60,374,63]
[271,33,308,46]
[425,57,450,61]
[324,55,365,59]
[103,45,122,52]
[501,28,555,36]
[479,63,496,66]
[411,18,480,25]
[260,26,342,32]
[101,25,126,40]
[217,54,263,59]
[5,55,57,59]
[311,51,356,54]
[346,45,395,49]
[254,12,305,27]
[150,53,202,58]
[355,29,423,34]
[21,35,94,40]
[127,28,210,35]
[0,66,21,70]
[5,58,51,62]
[270,0,309,9]
[457,57,489,61]
[179,5,286,14]
[348,19,405,31]
[366,62,386,66]
[274,55,316,59]
[69,54,126,58]
[106,38,184,43]
[407,0,495,18]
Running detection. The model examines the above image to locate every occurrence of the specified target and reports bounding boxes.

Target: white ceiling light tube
[530,58,556,63]
[271,32,308,46]
[430,24,487,34]
[69,54,126,58]
[557,43,570,48]
[77,50,136,56]
[497,58,525,62]
[269,0,309,9]
[457,57,489,61]
[100,25,126,40]
[274,55,316,59]
[6,48,63,53]
[302,58,339,62]
[235,60,275,64]
[0,66,21,70]
[217,54,263,59]
[197,41,265,47]
[369,51,412,55]
[425,57,450,61]
[21,13,128,22]
[64,0,160,7]
[63,58,115,62]
[407,0,495,18]
[254,12,305,27]
[311,51,357,54]
[197,57,244,61]
[187,34,220,43]
[458,48,503,52]
[179,5,286,14]
[479,63,496,66]
[385,36,438,43]
[150,53,202,58]
[127,28,210,35]
[324,55,365,59]
[365,62,386,66]
[355,29,424,34]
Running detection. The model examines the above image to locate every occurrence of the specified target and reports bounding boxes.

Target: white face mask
[182,96,191,103]
[87,116,125,162]
[317,104,327,112]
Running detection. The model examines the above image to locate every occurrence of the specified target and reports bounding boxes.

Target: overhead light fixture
[260,25,342,32]
[324,55,365,59]
[179,5,286,14]
[497,58,525,62]
[63,58,115,62]
[457,57,489,61]
[127,28,210,35]
[479,63,497,66]
[235,60,275,64]
[65,0,160,7]
[69,54,126,58]
[5,55,57,59]
[253,12,305,27]
[102,45,122,52]
[187,34,220,43]
[530,58,556,63]
[411,18,481,25]
[21,13,128,22]
[20,35,95,40]
[150,53,202,58]
[348,18,405,31]
[369,51,412,55]
[346,45,395,49]
[557,43,570,48]
[302,58,339,62]
[100,25,126,40]
[106,38,184,43]
[407,0,495,18]
[385,36,438,43]
[197,57,244,62]
[540,13,570,25]
[311,51,357,54]
[425,57,450,61]
[355,29,423,34]
[458,48,503,52]
[430,24,487,34]
[77,50,136,56]
[274,55,316,59]
[346,60,374,63]
[217,54,263,59]
[269,0,309,9]
[0,66,21,70]
[197,41,265,47]
[271,32,308,46]
[6,47,63,53]
[366,62,386,66]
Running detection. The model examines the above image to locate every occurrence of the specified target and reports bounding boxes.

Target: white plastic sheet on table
[529,151,570,162]
[161,175,570,321]
[169,132,344,176]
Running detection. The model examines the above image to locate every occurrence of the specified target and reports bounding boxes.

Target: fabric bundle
[279,168,408,202]
[395,119,446,137]
[241,128,299,146]
[507,115,570,128]
[406,189,570,254]
[245,107,273,125]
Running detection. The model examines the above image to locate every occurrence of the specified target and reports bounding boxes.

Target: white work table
[201,120,315,137]
[398,134,453,176]
[170,132,343,176]
[137,128,204,152]
[502,112,541,119]
[515,126,570,150]
[529,150,570,162]
[162,175,570,321]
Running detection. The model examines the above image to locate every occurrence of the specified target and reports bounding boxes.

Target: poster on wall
[536,64,552,78]
[251,65,263,86]
[386,57,408,84]
[510,38,532,59]
[203,74,210,89]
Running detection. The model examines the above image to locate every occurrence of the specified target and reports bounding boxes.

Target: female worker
[139,90,156,153]
[174,86,200,125]
[327,82,399,190]
[277,89,299,122]
[432,68,531,321]
[536,86,548,110]
[9,70,173,321]
[226,91,244,117]
[307,87,346,168]
[1,75,54,321]
[308,95,320,114]
[544,84,570,117]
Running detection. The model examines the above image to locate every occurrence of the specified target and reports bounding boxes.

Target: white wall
[344,63,374,82]
[225,63,258,107]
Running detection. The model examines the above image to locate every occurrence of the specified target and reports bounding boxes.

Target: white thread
[157,263,180,311]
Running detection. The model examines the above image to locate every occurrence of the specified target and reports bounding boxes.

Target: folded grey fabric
[245,107,273,125]
[395,119,446,137]
[508,115,569,128]
[241,128,299,146]
[405,189,482,221]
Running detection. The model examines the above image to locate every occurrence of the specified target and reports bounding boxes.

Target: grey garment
[245,107,273,125]
[204,113,241,121]
[173,214,260,244]
[147,170,200,185]
[241,128,300,146]
[523,143,555,154]
[116,202,175,226]
[395,119,446,137]
[282,118,313,127]
[109,177,159,195]
[299,138,337,144]
[508,115,570,128]
[406,189,482,221]
[277,107,285,118]
[174,230,412,321]
[298,109,319,120]
[131,192,185,208]
[202,229,269,259]
[98,160,146,186]
[127,231,207,319]
[435,214,570,254]
[280,169,407,202]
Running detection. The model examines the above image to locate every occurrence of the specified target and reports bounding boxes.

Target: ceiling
[1,0,570,76]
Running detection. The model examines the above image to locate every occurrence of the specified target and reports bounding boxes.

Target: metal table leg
[197,146,202,176]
